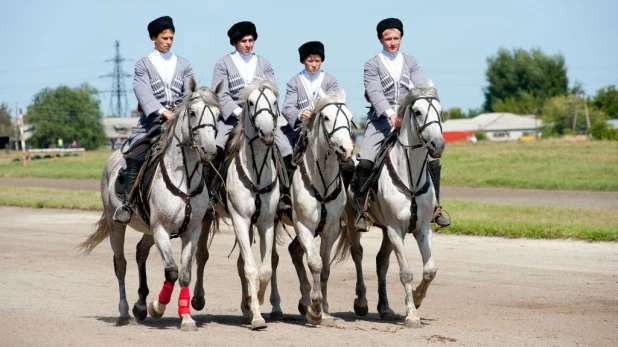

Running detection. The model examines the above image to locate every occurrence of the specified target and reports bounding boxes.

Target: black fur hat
[376,17,403,39]
[227,21,258,45]
[148,16,175,39]
[298,41,325,63]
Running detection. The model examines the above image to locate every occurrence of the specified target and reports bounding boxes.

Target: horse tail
[275,217,292,246]
[78,213,109,254]
[333,210,352,264]
[205,216,220,250]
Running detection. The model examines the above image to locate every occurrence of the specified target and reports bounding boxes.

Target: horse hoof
[251,318,267,330]
[132,303,148,321]
[405,316,422,328]
[321,314,336,326]
[191,296,206,311]
[297,302,308,316]
[379,308,397,321]
[353,298,368,316]
[305,306,322,326]
[117,315,131,326]
[270,310,284,321]
[148,301,165,319]
[180,320,198,331]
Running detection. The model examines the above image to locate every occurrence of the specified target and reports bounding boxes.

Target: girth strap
[159,155,205,239]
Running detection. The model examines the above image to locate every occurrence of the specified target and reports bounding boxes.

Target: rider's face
[152,29,174,53]
[303,55,322,74]
[234,35,255,56]
[380,29,402,54]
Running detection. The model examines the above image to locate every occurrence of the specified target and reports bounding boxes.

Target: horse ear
[214,80,224,95]
[427,79,435,88]
[189,76,197,93]
[338,89,347,102]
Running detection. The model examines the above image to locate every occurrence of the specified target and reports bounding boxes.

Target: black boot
[277,155,293,213]
[340,160,356,191]
[429,159,451,227]
[203,147,224,219]
[113,158,143,223]
[353,159,373,232]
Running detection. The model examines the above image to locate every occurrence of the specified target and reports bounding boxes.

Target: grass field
[2,139,617,190]
[1,186,615,242]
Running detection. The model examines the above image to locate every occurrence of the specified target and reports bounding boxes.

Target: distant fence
[26,148,86,160]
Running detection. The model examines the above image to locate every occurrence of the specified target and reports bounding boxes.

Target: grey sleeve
[363,59,390,118]
[133,59,163,117]
[408,56,427,87]
[325,74,340,92]
[211,59,239,120]
[182,61,195,96]
[263,58,276,85]
[282,78,301,127]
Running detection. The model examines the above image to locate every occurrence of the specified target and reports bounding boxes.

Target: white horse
[79,78,222,331]
[335,81,445,328]
[280,91,354,325]
[193,80,283,330]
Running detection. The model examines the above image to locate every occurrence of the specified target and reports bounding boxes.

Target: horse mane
[397,86,439,119]
[159,86,219,154]
[225,79,279,159]
[301,90,347,134]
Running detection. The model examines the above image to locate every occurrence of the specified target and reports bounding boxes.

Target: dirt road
[2,178,618,209]
[0,207,616,346]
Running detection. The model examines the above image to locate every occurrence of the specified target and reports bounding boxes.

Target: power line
[100,41,131,117]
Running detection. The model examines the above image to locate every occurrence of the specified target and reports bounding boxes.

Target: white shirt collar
[233,50,255,63]
[301,69,322,82]
[381,49,400,61]
[148,49,177,84]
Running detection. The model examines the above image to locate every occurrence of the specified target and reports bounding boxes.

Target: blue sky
[3,0,617,121]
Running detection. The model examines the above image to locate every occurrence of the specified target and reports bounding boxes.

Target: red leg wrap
[158,281,175,305]
[178,287,191,316]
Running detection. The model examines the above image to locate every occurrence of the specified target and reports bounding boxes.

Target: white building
[442,112,542,142]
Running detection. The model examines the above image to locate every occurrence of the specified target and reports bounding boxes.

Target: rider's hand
[300,110,312,121]
[162,110,174,120]
[389,114,402,129]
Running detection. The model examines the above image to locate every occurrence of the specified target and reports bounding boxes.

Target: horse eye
[324,116,330,121]
[414,110,422,116]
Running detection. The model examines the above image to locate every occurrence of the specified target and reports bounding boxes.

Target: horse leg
[132,234,154,321]
[236,252,251,323]
[376,228,397,320]
[257,220,274,307]
[269,227,283,320]
[348,223,368,316]
[296,220,323,325]
[147,226,178,320]
[233,217,267,330]
[288,236,311,316]
[413,224,437,309]
[385,226,421,328]
[192,219,212,311]
[318,219,338,326]
[109,222,130,325]
[176,227,201,331]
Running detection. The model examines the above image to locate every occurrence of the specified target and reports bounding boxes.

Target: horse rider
[353,17,451,231]
[205,21,294,217]
[114,15,195,223]
[281,40,355,188]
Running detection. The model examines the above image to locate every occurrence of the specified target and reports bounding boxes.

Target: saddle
[115,127,164,228]
[361,130,399,193]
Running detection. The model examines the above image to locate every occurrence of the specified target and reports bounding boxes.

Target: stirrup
[113,204,132,224]
[432,206,451,228]
[355,213,369,232]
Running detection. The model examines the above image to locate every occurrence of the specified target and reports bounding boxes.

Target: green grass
[441,139,618,191]
[439,200,618,242]
[0,150,109,179]
[0,186,102,210]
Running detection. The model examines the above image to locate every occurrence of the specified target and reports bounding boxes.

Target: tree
[0,103,13,136]
[593,85,618,119]
[483,47,568,113]
[25,83,106,150]
[539,94,606,136]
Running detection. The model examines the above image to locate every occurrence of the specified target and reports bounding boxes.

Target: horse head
[309,90,354,162]
[399,79,445,158]
[241,80,279,147]
[177,78,222,163]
